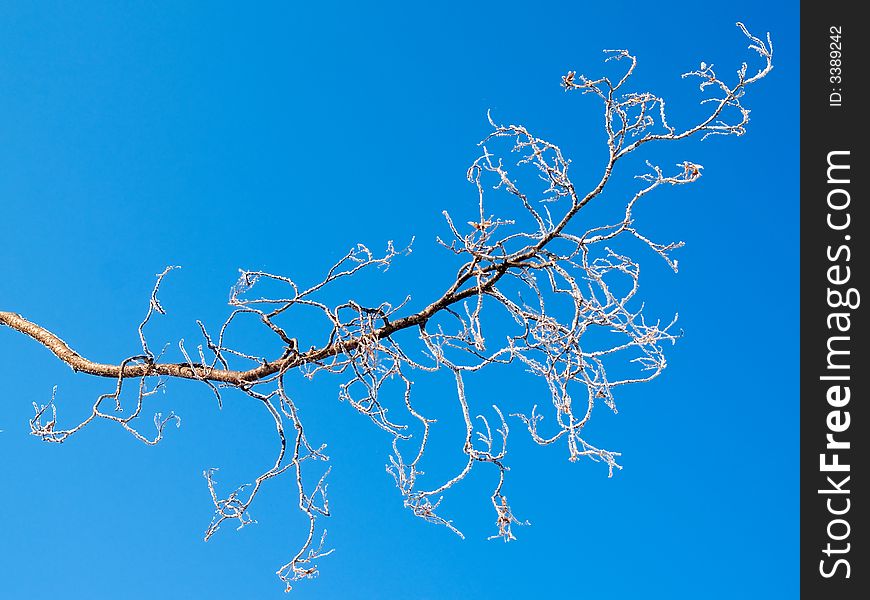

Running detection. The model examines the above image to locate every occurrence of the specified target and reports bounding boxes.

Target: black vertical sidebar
[801,3,866,598]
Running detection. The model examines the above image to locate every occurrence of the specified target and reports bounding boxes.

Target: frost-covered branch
[0,22,772,592]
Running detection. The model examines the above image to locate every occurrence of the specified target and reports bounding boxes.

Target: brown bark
[0,311,292,385]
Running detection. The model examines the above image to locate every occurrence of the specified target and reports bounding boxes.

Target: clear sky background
[1,2,798,598]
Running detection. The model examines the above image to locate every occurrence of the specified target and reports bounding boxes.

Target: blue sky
[0,2,798,598]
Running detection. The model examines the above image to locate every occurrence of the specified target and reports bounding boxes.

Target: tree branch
[0,22,773,592]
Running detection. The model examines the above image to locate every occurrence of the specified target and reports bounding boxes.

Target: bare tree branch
[0,22,772,592]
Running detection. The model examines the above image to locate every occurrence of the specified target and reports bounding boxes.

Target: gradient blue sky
[0,2,798,598]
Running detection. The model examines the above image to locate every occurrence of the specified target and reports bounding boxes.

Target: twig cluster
[0,23,772,592]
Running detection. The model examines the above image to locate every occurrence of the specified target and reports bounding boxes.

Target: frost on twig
[0,22,772,592]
